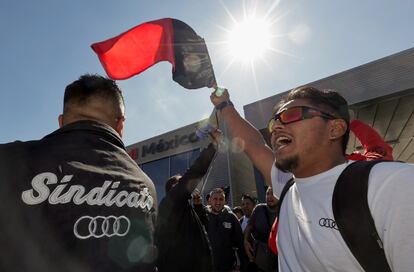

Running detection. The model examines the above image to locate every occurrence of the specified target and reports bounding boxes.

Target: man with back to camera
[0,74,157,272]
[210,86,414,271]
[155,129,222,272]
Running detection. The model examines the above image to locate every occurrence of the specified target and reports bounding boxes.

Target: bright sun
[227,18,273,61]
[217,0,298,76]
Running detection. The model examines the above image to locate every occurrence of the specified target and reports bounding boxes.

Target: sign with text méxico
[126,120,209,164]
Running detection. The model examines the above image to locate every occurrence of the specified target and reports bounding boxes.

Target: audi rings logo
[318,218,338,230]
[73,215,131,239]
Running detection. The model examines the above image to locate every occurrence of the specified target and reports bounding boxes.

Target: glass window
[141,158,169,201]
[140,148,202,202]
[188,149,201,166]
[170,152,188,177]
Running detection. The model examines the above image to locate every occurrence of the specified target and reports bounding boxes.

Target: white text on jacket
[21,172,154,211]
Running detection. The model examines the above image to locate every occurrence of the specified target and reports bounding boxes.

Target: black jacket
[207,209,246,271]
[0,121,157,272]
[155,143,216,272]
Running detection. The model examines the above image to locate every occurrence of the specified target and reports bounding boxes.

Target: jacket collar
[44,120,125,150]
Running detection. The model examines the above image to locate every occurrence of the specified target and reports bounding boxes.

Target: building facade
[126,116,257,206]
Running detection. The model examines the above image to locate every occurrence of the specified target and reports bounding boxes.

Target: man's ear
[329,119,347,140]
[115,117,124,138]
[58,114,63,128]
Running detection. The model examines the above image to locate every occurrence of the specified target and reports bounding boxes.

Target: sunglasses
[268,105,337,132]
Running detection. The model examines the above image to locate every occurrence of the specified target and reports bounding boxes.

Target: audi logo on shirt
[73,215,130,239]
[318,218,339,230]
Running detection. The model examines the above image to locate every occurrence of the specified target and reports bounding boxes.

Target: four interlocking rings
[73,215,131,239]
[318,218,338,230]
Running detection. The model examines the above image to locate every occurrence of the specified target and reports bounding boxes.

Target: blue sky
[1,0,413,145]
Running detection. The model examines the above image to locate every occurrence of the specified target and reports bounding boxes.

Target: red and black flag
[91,18,216,89]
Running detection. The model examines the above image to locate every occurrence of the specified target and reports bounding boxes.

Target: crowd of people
[1,73,413,272]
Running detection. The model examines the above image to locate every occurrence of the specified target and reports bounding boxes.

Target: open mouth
[274,135,293,150]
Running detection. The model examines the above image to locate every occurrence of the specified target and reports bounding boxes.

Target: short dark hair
[209,188,225,198]
[232,206,243,214]
[241,194,256,204]
[63,74,125,121]
[276,86,350,154]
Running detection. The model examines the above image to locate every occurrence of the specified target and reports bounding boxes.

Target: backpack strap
[276,177,295,218]
[332,160,391,272]
[267,177,294,255]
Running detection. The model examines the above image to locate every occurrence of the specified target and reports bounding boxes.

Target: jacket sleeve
[232,213,248,271]
[194,203,209,228]
[169,143,217,201]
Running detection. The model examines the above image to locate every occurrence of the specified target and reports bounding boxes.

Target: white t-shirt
[271,165,293,198]
[271,161,414,272]
[240,215,249,232]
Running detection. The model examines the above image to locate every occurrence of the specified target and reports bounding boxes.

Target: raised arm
[210,89,274,185]
[170,130,221,201]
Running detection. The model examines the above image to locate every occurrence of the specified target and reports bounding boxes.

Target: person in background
[207,188,247,272]
[0,74,157,272]
[206,193,212,206]
[239,194,256,232]
[232,206,244,220]
[244,187,278,272]
[154,129,221,272]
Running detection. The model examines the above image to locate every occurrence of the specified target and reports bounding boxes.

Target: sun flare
[227,18,273,62]
[215,0,299,84]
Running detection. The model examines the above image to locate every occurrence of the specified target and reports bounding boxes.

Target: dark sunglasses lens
[280,107,303,124]
[268,107,307,132]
